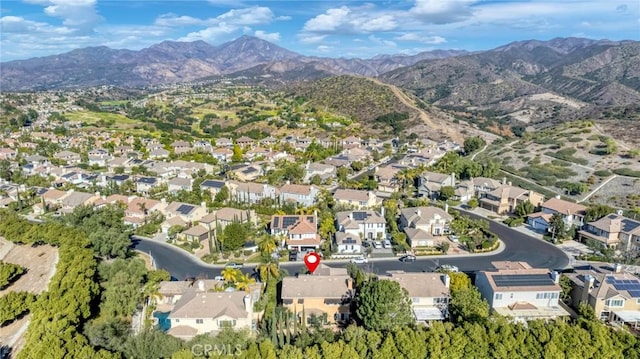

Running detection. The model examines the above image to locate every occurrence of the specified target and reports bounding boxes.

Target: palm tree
[221,267,239,284]
[236,272,257,292]
[258,235,277,257]
[257,261,280,282]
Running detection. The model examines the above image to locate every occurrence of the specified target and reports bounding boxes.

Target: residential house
[341,147,371,162]
[227,181,278,205]
[270,214,321,251]
[334,232,362,254]
[333,189,378,209]
[378,271,450,322]
[528,197,587,232]
[25,155,49,166]
[212,207,257,230]
[259,136,278,147]
[53,150,81,164]
[171,141,192,155]
[200,179,227,197]
[578,212,640,250]
[281,267,353,326]
[58,190,99,214]
[136,177,161,195]
[125,197,163,227]
[342,136,361,148]
[157,280,262,340]
[475,261,570,322]
[215,138,233,148]
[566,263,640,328]
[479,185,544,215]
[468,177,502,198]
[162,201,208,223]
[212,148,233,163]
[180,225,210,242]
[192,140,213,154]
[0,148,17,160]
[88,149,111,167]
[235,136,255,148]
[400,206,452,236]
[279,183,319,207]
[168,177,193,194]
[245,147,270,161]
[335,210,386,242]
[303,162,336,184]
[149,148,170,159]
[374,165,402,193]
[231,164,264,182]
[417,172,456,199]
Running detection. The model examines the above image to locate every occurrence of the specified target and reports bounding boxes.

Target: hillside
[381,38,640,126]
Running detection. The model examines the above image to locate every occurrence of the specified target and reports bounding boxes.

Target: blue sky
[1,0,638,61]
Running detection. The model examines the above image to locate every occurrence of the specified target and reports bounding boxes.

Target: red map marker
[304,252,321,274]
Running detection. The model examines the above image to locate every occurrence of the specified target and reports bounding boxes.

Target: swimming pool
[153,311,171,332]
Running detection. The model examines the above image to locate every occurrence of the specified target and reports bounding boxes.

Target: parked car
[214,275,224,281]
[448,235,460,243]
[399,254,417,262]
[373,241,382,249]
[382,239,391,248]
[436,264,459,272]
[225,262,243,269]
[350,256,369,264]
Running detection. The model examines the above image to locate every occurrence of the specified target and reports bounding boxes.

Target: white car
[436,264,459,272]
[448,235,460,243]
[350,256,369,264]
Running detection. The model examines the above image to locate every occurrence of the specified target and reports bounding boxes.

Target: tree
[449,287,489,323]
[467,198,479,209]
[258,235,277,257]
[439,241,450,254]
[221,222,247,252]
[585,204,615,222]
[463,136,486,155]
[355,278,413,331]
[439,186,455,201]
[232,144,243,162]
[514,200,535,218]
[215,185,230,204]
[549,213,565,242]
[221,267,240,283]
[236,272,256,292]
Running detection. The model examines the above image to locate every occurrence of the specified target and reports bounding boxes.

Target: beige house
[399,206,452,235]
[162,201,208,223]
[378,271,450,322]
[281,266,353,326]
[578,212,640,250]
[156,280,262,340]
[479,185,544,215]
[270,214,321,251]
[333,189,379,209]
[567,263,640,329]
[475,261,570,322]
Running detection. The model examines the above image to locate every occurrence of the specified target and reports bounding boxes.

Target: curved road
[132,210,570,280]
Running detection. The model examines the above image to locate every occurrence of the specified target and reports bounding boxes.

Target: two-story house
[566,263,640,327]
[157,280,262,340]
[53,150,81,164]
[279,183,319,208]
[475,261,570,322]
[333,189,379,209]
[162,201,208,224]
[335,210,386,241]
[578,212,640,250]
[479,185,544,215]
[200,179,227,198]
[374,165,402,193]
[136,177,161,195]
[303,162,336,184]
[399,206,451,248]
[528,197,587,232]
[167,177,193,194]
[270,214,321,251]
[417,172,456,199]
[227,181,278,205]
[378,271,450,322]
[281,266,353,326]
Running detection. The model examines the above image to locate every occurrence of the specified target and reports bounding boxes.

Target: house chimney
[502,177,507,185]
[581,274,594,303]
[243,294,252,311]
[161,198,166,204]
[616,209,623,216]
[416,209,421,217]
[197,280,205,292]
[508,181,512,186]
[201,201,206,209]
[614,263,622,273]
[443,274,451,288]
[551,271,559,284]
[444,203,449,214]
[346,277,353,290]
[380,206,385,218]
[450,172,456,187]
[555,194,561,199]
[286,180,290,185]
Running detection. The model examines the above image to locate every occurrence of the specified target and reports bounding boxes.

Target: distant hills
[1,35,638,127]
[0,35,467,91]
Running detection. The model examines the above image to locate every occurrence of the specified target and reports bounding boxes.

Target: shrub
[593,170,612,177]
[613,168,640,177]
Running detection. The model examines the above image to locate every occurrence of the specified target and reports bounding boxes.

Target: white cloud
[178,22,237,42]
[36,0,103,33]
[395,33,447,44]
[316,45,332,53]
[410,0,477,24]
[254,30,280,42]
[154,14,211,27]
[368,35,396,48]
[298,34,326,44]
[216,6,275,25]
[303,6,351,32]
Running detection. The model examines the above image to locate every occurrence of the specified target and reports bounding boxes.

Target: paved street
[132,209,570,280]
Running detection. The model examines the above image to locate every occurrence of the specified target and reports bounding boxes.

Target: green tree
[355,278,413,331]
[439,186,455,201]
[232,144,243,162]
[514,200,535,218]
[221,222,247,251]
[585,204,615,222]
[463,136,486,155]
[467,198,479,209]
[0,261,26,289]
[449,287,489,324]
[549,213,566,242]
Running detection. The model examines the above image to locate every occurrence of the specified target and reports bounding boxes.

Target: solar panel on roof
[492,274,555,287]
[629,290,640,298]
[176,204,194,215]
[306,216,315,223]
[353,212,368,221]
[283,217,298,228]
[273,217,280,228]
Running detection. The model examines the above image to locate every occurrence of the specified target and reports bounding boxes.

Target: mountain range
[1,35,639,127]
[0,35,468,91]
